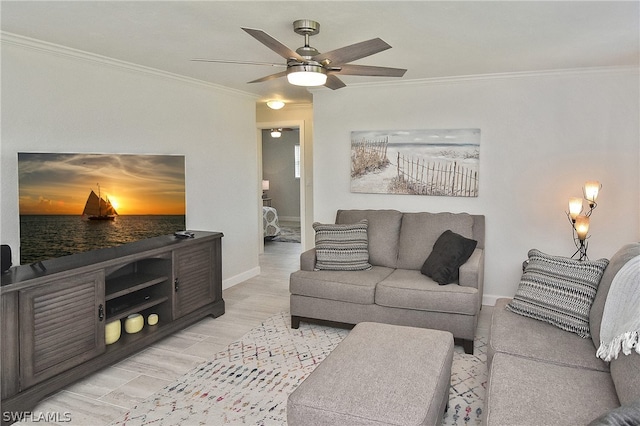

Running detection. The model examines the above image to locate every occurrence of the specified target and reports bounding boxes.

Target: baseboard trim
[278,216,300,223]
[482,294,510,306]
[223,266,260,290]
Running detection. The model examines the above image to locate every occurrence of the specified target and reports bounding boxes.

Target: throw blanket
[596,255,640,362]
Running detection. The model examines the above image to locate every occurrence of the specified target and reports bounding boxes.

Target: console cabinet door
[2,293,19,399]
[20,271,105,389]
[172,241,216,319]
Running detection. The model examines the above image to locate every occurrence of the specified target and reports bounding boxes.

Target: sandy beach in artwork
[351,140,480,196]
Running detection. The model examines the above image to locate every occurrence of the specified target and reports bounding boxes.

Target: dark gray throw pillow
[587,400,640,426]
[421,230,477,285]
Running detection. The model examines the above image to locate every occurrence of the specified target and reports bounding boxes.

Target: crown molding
[257,102,313,111]
[3,31,636,100]
[311,65,639,93]
[0,31,258,100]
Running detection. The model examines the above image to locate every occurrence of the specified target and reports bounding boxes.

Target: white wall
[313,69,640,303]
[0,35,261,288]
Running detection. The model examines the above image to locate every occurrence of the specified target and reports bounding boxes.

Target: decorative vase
[147,313,159,326]
[105,320,121,345]
[124,313,144,334]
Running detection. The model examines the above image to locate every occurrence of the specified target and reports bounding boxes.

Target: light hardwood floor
[16,241,492,425]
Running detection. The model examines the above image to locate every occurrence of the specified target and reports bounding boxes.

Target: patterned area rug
[111,312,486,425]
[272,225,301,243]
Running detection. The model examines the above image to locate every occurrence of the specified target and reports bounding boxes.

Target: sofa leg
[454,338,474,355]
[291,316,301,329]
[462,338,474,355]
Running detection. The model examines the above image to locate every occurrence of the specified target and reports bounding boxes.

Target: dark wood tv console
[0,231,224,424]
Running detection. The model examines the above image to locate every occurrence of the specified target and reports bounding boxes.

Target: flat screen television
[18,153,186,265]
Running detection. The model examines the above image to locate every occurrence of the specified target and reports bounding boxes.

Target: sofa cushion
[375,269,478,315]
[336,209,402,268]
[610,351,640,406]
[289,267,394,305]
[397,212,474,270]
[506,249,609,338]
[590,243,640,347]
[313,220,372,271]
[488,299,609,372]
[484,353,620,426]
[421,230,477,284]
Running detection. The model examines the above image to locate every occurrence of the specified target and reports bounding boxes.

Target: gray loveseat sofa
[289,209,485,354]
[484,242,640,425]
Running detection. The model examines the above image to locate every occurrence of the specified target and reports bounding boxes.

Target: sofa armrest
[459,248,484,296]
[300,248,317,271]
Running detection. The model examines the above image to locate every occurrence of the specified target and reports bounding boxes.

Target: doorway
[257,120,307,254]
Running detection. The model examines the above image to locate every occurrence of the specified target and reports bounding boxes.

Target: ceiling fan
[268,127,296,138]
[192,19,407,90]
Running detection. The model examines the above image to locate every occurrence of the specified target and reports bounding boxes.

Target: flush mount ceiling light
[266,100,285,110]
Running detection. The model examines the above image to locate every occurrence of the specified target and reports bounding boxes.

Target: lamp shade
[583,181,601,202]
[574,215,590,240]
[287,64,327,86]
[568,197,583,220]
[262,180,270,191]
[270,129,281,138]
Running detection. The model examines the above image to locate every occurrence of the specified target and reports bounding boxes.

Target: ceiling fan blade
[242,27,305,62]
[333,64,407,77]
[248,70,288,84]
[324,75,347,90]
[191,59,286,67]
[314,38,391,66]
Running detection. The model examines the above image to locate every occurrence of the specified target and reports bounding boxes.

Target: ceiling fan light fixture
[266,100,285,110]
[287,64,327,87]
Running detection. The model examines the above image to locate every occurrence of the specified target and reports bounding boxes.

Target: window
[294,144,301,179]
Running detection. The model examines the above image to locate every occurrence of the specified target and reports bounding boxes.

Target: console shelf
[104,320,165,352]
[106,273,168,301]
[0,231,224,425]
[106,295,169,322]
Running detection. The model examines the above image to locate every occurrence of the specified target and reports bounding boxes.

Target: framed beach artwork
[17,152,186,265]
[350,128,480,196]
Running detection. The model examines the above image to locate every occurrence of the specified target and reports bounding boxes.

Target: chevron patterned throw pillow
[313,220,372,271]
[506,249,609,338]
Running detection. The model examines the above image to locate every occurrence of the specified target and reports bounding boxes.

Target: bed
[263,206,281,239]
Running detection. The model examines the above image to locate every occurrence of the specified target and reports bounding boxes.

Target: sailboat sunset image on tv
[83,184,118,221]
[18,153,186,265]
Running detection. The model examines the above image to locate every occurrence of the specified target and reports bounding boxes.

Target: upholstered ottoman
[287,322,454,425]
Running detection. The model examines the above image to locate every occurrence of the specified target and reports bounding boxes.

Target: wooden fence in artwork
[396,153,479,197]
[351,137,389,177]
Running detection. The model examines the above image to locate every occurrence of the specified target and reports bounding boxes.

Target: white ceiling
[2,1,638,105]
